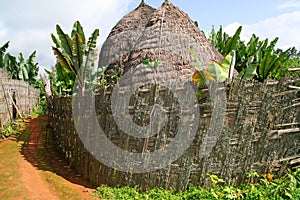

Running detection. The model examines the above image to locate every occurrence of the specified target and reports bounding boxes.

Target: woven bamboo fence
[47,78,300,190]
[0,70,40,127]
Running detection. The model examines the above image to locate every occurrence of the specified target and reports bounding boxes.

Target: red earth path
[19,116,97,200]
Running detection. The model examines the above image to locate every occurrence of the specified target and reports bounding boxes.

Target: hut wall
[0,73,40,127]
[47,78,300,190]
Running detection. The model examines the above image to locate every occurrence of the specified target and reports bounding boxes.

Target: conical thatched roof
[99,2,155,67]
[99,0,224,83]
[0,68,10,79]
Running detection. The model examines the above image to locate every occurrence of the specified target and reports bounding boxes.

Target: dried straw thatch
[0,68,10,79]
[99,2,155,68]
[99,0,224,83]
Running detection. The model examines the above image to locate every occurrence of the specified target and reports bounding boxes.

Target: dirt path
[20,117,59,200]
[0,116,97,200]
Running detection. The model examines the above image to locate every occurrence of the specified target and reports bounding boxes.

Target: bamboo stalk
[272,89,298,97]
[268,128,300,138]
[283,102,300,110]
[289,85,300,90]
[275,122,300,127]
[279,155,300,162]
[288,68,300,71]
[7,91,24,119]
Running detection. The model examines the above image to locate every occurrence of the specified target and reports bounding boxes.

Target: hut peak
[164,0,171,4]
[99,1,224,82]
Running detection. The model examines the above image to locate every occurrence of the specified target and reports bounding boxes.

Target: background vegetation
[208,26,300,81]
[0,42,46,113]
[46,21,99,95]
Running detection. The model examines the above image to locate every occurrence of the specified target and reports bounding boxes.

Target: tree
[49,21,99,95]
[0,41,46,112]
[275,47,300,79]
[0,41,10,68]
[208,26,290,81]
[0,42,40,84]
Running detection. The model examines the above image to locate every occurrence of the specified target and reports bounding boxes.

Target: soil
[0,116,98,200]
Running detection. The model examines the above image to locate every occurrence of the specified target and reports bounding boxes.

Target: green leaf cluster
[95,169,300,199]
[208,26,291,81]
[142,59,163,68]
[0,42,39,85]
[191,48,235,84]
[0,121,22,141]
[49,21,99,95]
[0,42,46,112]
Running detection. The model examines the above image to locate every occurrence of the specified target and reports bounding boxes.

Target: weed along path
[0,116,97,200]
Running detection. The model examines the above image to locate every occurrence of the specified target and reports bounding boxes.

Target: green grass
[0,139,30,200]
[95,169,300,200]
[0,120,23,142]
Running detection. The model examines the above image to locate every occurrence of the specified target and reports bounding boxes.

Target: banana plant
[1,41,39,84]
[17,53,29,81]
[208,26,290,81]
[45,65,74,95]
[209,25,242,56]
[0,41,10,68]
[236,36,289,81]
[3,53,17,78]
[191,48,236,85]
[51,21,99,94]
[25,51,39,85]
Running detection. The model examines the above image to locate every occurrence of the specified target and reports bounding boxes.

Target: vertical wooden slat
[47,78,300,190]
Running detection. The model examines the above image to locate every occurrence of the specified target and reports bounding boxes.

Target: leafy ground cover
[0,137,30,199]
[96,169,300,200]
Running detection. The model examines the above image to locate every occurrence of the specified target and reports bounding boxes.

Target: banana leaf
[81,29,99,90]
[259,53,271,80]
[26,51,36,65]
[72,21,86,45]
[238,63,257,79]
[0,42,9,60]
[56,25,73,59]
[52,46,76,76]
[190,48,203,71]
[207,61,222,81]
[207,51,235,82]
[224,26,242,55]
[51,34,61,48]
[192,70,215,86]
[17,53,29,80]
[72,33,84,73]
[83,29,99,69]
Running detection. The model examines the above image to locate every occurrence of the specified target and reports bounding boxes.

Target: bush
[95,169,300,199]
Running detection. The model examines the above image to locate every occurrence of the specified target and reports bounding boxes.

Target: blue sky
[0,0,299,73]
[128,0,296,31]
[127,0,300,49]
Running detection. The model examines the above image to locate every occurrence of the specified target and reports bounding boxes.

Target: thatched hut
[0,68,10,80]
[99,0,224,83]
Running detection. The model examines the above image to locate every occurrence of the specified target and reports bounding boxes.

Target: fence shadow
[19,115,95,189]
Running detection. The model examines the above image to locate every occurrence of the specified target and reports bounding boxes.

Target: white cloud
[223,22,243,38]
[0,0,133,73]
[224,11,300,50]
[0,22,7,40]
[277,0,300,9]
